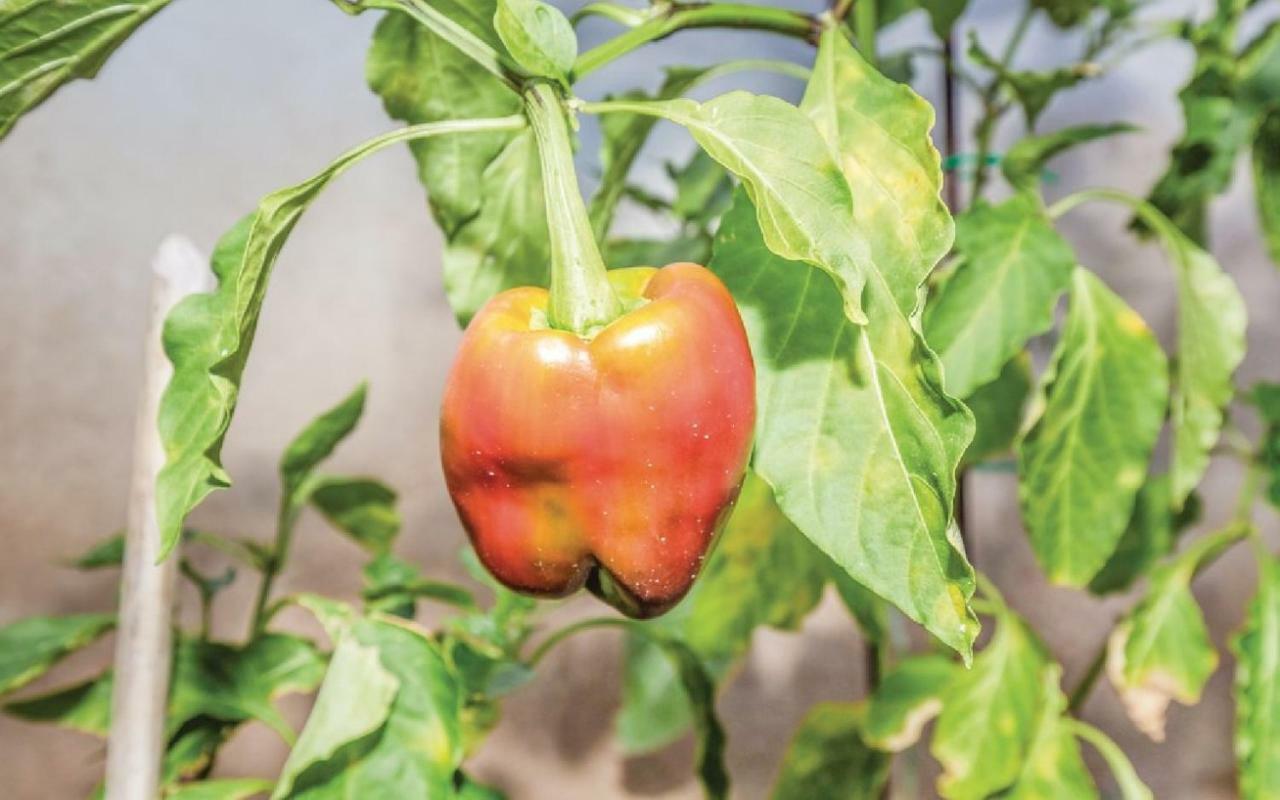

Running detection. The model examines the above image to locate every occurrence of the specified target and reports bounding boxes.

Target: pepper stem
[524,81,622,335]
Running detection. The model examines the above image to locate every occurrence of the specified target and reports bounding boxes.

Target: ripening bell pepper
[440,262,755,617]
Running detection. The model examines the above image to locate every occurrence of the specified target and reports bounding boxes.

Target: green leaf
[932,611,1052,800]
[1107,524,1249,740]
[274,617,462,799]
[163,718,237,786]
[493,0,575,85]
[1231,549,1280,798]
[308,477,400,553]
[920,0,970,38]
[969,35,1090,125]
[154,116,522,558]
[669,149,734,226]
[1005,667,1095,800]
[0,614,114,696]
[1068,720,1154,800]
[1031,0,1095,28]
[605,234,712,270]
[1088,476,1201,595]
[0,0,172,140]
[617,472,829,753]
[924,194,1076,397]
[644,629,728,800]
[862,654,958,751]
[770,703,890,800]
[5,672,113,735]
[280,384,367,504]
[362,552,477,617]
[708,30,976,659]
[1018,268,1169,586]
[1002,123,1137,192]
[169,634,326,744]
[366,11,542,325]
[1254,108,1280,268]
[67,532,125,569]
[963,353,1033,467]
[165,779,274,800]
[1136,204,1246,507]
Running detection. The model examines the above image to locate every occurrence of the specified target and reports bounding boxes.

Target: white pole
[105,237,215,800]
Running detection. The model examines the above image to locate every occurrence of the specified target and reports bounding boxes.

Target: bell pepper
[440,263,756,617]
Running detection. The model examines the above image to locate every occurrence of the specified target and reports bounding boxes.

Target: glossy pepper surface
[440,263,756,617]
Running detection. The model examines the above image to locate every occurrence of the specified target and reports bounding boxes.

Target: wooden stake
[105,236,214,800]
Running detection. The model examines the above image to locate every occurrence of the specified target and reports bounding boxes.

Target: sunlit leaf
[0,614,114,696]
[0,0,172,140]
[862,654,958,752]
[493,0,575,85]
[1107,524,1249,740]
[933,611,1051,800]
[708,30,976,659]
[1231,550,1280,798]
[925,194,1075,398]
[771,703,889,800]
[274,616,462,799]
[1004,668,1095,800]
[308,477,400,554]
[1018,268,1168,586]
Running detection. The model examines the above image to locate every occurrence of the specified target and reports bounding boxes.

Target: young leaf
[274,617,462,799]
[1231,550,1280,798]
[1088,476,1201,595]
[154,115,522,556]
[279,384,367,504]
[770,703,890,800]
[67,532,126,569]
[932,611,1052,800]
[962,353,1033,467]
[1107,524,1249,740]
[164,778,275,800]
[362,552,477,617]
[0,0,172,140]
[920,0,969,38]
[1004,668,1096,800]
[367,11,544,325]
[0,614,114,696]
[862,654,958,752]
[617,472,829,753]
[1002,123,1137,193]
[968,35,1089,125]
[5,673,113,735]
[706,29,976,659]
[493,0,576,85]
[309,477,400,554]
[924,194,1076,398]
[1254,108,1280,267]
[1018,268,1169,586]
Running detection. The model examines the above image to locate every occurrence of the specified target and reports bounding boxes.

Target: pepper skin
[440,263,755,617]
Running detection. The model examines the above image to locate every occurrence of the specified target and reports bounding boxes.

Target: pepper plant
[2,0,1279,798]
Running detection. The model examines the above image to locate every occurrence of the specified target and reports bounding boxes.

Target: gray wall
[1,1,1277,797]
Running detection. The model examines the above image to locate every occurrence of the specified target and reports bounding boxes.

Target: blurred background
[2,0,1278,797]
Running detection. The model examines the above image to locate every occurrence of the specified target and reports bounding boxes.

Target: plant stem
[1067,636,1108,713]
[970,4,1035,203]
[527,617,631,665]
[573,2,819,79]
[525,82,622,334]
[249,497,295,637]
[853,0,877,65]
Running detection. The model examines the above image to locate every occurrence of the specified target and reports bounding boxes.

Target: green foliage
[969,35,1090,126]
[308,477,400,553]
[1088,476,1201,595]
[1257,383,1280,508]
[1001,122,1137,192]
[493,0,575,85]
[707,30,977,659]
[1231,550,1280,798]
[165,779,275,800]
[861,654,957,751]
[0,614,114,696]
[279,384,368,505]
[1018,268,1169,586]
[0,0,173,140]
[962,353,1033,466]
[925,194,1076,398]
[1003,668,1094,799]
[770,703,890,800]
[1255,108,1280,267]
[1107,525,1249,740]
